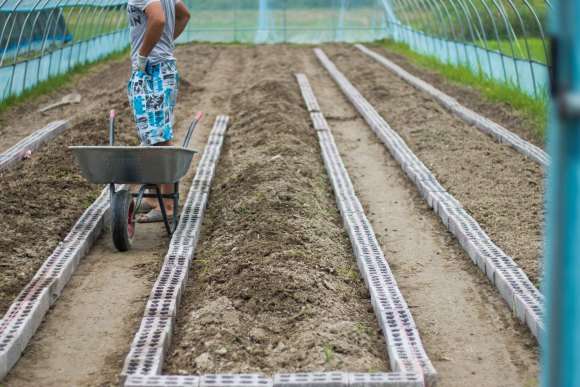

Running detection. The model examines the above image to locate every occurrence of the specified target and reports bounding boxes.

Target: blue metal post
[542,0,580,385]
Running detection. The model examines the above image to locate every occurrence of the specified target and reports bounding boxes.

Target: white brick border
[124,372,424,387]
[121,110,428,387]
[0,120,70,172]
[0,187,110,380]
[355,44,549,168]
[315,48,544,342]
[121,116,230,382]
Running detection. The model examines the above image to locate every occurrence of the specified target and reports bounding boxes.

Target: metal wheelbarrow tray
[70,110,205,252]
[70,146,197,185]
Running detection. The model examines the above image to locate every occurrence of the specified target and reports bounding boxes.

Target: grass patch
[480,37,548,64]
[0,48,129,116]
[323,343,335,363]
[63,7,127,42]
[374,39,548,139]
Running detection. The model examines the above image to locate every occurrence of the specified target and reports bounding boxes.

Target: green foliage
[375,39,548,140]
[337,266,359,282]
[401,0,548,41]
[0,48,129,116]
[481,37,548,63]
[355,322,371,336]
[63,6,127,42]
[323,343,335,363]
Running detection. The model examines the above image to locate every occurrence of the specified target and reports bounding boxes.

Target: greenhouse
[0,1,578,386]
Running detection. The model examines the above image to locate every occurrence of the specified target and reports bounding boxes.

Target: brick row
[296,73,321,113]
[0,120,70,172]
[121,116,230,382]
[125,372,423,387]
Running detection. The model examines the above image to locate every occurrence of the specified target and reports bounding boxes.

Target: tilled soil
[366,44,546,147]
[166,45,389,374]
[325,46,545,286]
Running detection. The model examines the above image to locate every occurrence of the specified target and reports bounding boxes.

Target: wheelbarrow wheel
[111,189,135,252]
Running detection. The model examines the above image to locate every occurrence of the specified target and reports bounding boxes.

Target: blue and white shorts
[127,60,179,145]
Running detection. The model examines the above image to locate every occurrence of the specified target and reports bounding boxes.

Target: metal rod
[182,111,204,149]
[154,185,173,235]
[109,109,116,146]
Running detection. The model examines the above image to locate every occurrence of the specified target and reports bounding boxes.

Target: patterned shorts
[127,60,179,145]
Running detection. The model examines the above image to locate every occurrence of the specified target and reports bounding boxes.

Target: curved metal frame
[0,0,129,101]
[384,0,548,95]
[0,0,550,100]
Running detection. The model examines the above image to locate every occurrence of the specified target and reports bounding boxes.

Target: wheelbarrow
[70,110,203,252]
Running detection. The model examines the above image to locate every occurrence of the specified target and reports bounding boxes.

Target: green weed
[337,266,359,282]
[195,258,210,275]
[374,39,548,140]
[524,378,539,387]
[323,343,335,363]
[355,322,371,336]
[233,205,251,216]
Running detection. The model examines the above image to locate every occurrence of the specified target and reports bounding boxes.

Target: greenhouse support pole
[542,0,580,385]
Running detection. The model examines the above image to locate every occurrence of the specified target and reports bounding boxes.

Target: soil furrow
[3,44,221,387]
[165,45,389,375]
[324,45,545,286]
[365,44,545,148]
[301,49,539,386]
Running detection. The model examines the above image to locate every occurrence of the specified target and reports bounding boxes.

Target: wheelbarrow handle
[182,111,204,149]
[109,109,116,146]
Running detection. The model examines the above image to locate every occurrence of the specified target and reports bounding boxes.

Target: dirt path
[3,45,222,387]
[324,46,545,287]
[4,231,167,387]
[301,49,539,386]
[165,45,389,375]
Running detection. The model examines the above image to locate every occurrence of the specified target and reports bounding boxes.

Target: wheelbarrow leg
[172,182,180,233]
[133,185,148,215]
[154,185,173,236]
[109,183,116,202]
